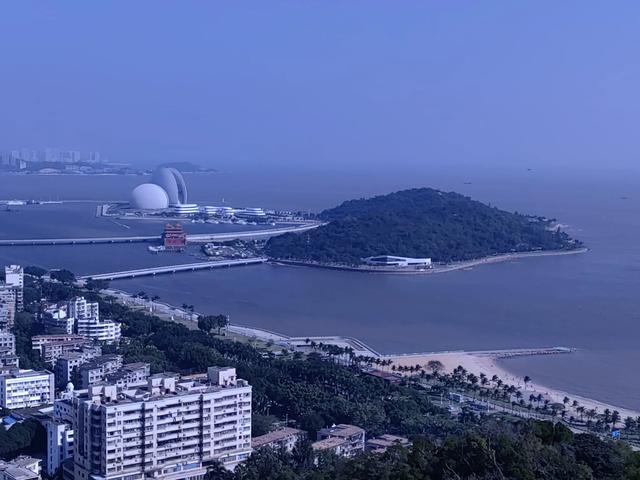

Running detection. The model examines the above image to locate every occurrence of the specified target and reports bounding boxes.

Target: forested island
[266,188,582,266]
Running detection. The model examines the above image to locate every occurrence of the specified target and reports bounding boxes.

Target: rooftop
[319,424,365,438]
[252,427,305,448]
[0,369,52,379]
[312,437,347,451]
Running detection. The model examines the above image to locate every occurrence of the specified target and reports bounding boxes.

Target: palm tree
[523,375,531,389]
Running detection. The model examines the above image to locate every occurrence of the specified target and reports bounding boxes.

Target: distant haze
[1,2,639,175]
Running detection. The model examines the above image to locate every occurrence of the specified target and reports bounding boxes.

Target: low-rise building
[0,456,41,480]
[42,304,74,334]
[42,341,96,367]
[78,354,123,388]
[54,346,102,388]
[366,434,411,453]
[104,362,150,388]
[362,255,432,268]
[32,334,90,356]
[0,369,54,409]
[252,427,307,452]
[0,355,19,371]
[0,332,16,355]
[314,424,365,458]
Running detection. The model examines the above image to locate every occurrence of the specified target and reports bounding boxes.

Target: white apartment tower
[4,265,24,312]
[70,297,121,344]
[69,367,252,480]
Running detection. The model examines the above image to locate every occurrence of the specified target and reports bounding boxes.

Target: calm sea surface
[0,169,638,410]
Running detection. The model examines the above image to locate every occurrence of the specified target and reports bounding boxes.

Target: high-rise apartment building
[68,367,252,480]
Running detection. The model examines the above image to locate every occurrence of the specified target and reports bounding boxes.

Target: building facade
[314,424,366,458]
[68,367,252,480]
[4,265,24,312]
[0,369,54,409]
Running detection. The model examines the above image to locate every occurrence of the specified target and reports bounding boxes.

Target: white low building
[76,317,121,344]
[362,255,432,268]
[0,369,55,409]
[172,203,199,215]
[235,207,266,218]
[0,456,41,480]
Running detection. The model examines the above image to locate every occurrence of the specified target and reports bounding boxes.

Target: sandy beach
[387,351,640,421]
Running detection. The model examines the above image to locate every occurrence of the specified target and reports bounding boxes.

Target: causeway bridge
[79,257,268,281]
[0,223,320,246]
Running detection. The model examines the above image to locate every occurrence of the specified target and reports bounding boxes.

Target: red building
[162,223,187,250]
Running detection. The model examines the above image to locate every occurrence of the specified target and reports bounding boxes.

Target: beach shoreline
[387,351,640,420]
[271,247,588,275]
[103,286,637,420]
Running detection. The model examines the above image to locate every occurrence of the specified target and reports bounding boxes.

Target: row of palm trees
[298,340,636,440]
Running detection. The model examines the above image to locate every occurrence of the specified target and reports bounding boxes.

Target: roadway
[79,257,268,280]
[0,222,320,246]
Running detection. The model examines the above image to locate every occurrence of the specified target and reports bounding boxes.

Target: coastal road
[0,222,320,246]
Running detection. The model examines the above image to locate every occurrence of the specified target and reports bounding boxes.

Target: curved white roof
[152,167,188,205]
[130,183,170,210]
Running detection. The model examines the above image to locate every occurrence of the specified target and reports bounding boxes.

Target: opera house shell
[130,167,189,209]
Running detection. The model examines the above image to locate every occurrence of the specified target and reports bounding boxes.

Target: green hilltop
[266,188,581,265]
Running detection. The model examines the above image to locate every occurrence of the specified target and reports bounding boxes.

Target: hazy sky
[1,2,639,173]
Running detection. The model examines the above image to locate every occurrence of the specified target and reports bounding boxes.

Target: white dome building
[130,183,170,210]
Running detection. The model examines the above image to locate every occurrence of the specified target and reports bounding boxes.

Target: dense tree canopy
[208,420,640,480]
[266,188,580,264]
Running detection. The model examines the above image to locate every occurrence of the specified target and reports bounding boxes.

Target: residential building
[44,418,74,478]
[0,287,16,329]
[78,355,123,388]
[0,355,19,371]
[0,456,41,480]
[54,347,102,388]
[68,297,99,323]
[0,332,15,355]
[32,335,93,366]
[32,334,90,355]
[42,304,74,334]
[67,366,252,480]
[71,297,121,343]
[104,362,150,388]
[313,424,365,458]
[252,427,306,453]
[0,369,54,409]
[4,265,24,312]
[76,316,121,343]
[365,434,411,453]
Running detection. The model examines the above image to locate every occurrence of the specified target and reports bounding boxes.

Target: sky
[1,1,639,174]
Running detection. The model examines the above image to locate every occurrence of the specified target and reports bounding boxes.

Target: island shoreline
[270,247,588,275]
